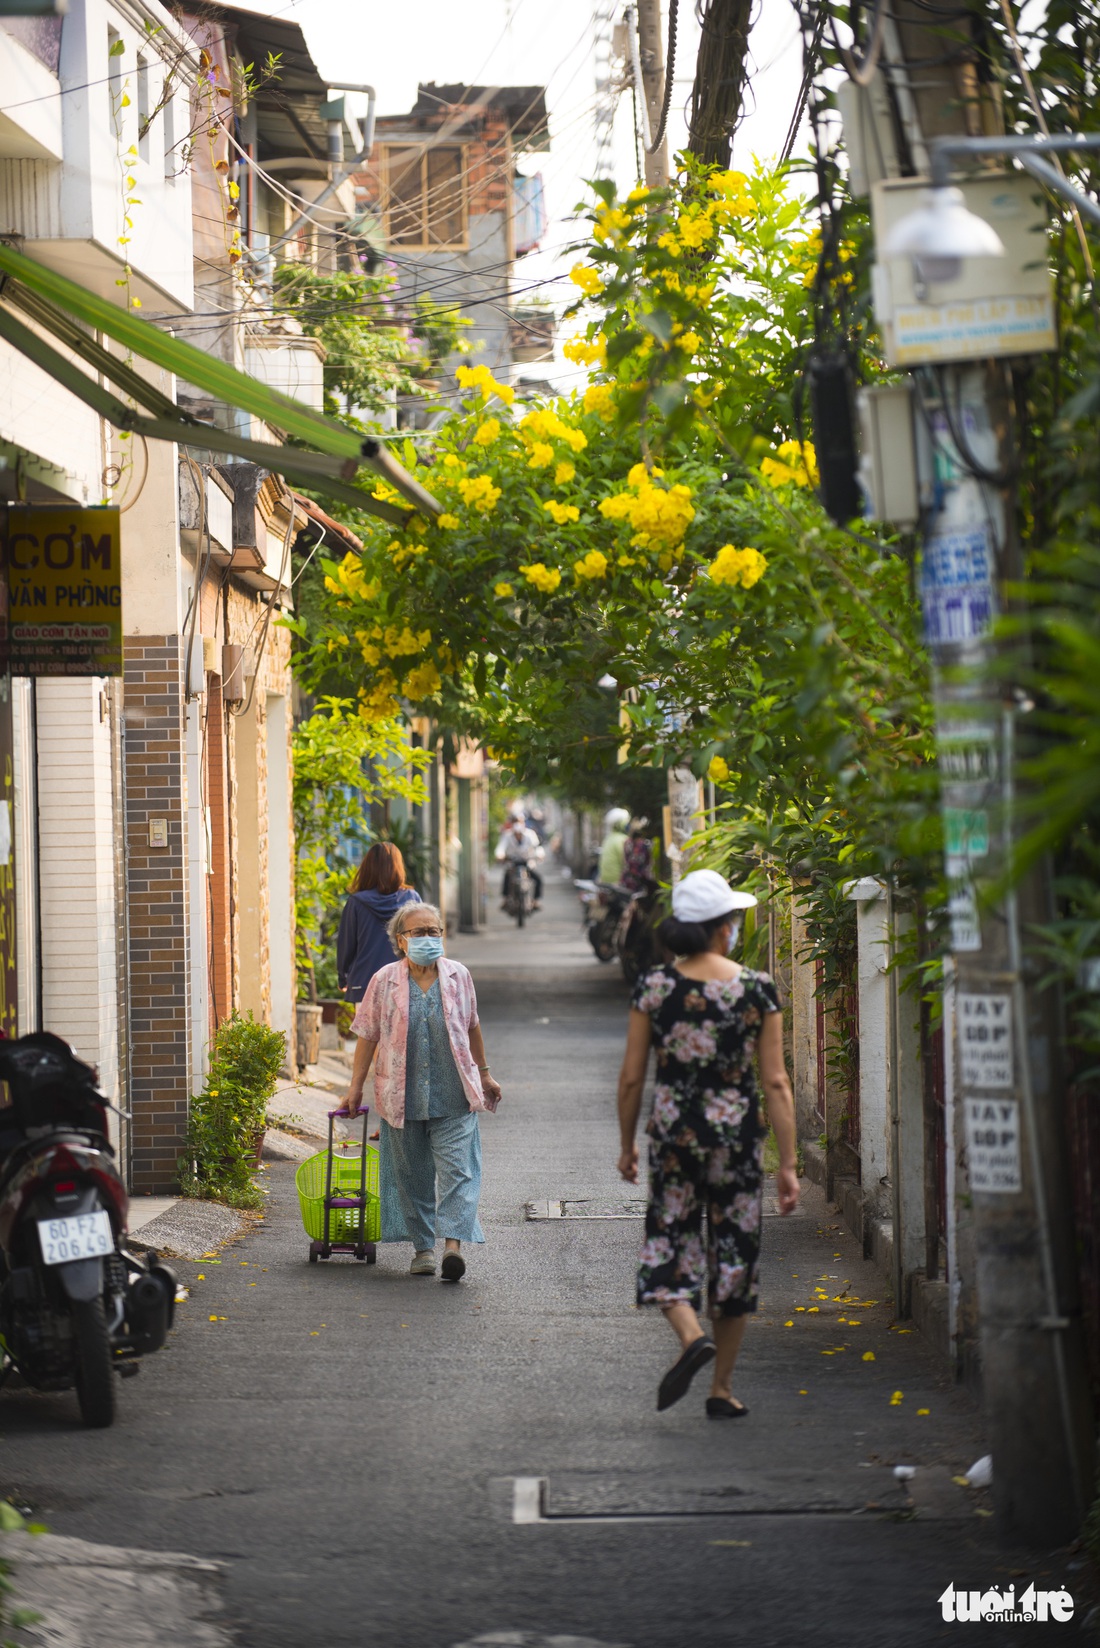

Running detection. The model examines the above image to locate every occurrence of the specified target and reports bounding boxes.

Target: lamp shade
[882,186,1006,283]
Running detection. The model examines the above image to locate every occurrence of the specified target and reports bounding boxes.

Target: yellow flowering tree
[295,159,932,939]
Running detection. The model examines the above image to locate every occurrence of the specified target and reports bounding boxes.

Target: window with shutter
[382,145,467,248]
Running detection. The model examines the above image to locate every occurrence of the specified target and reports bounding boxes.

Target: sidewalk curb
[3,1531,230,1648]
[126,1199,249,1262]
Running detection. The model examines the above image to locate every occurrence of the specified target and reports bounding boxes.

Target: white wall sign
[946,861,982,952]
[966,1097,1021,1193]
[959,992,1013,1087]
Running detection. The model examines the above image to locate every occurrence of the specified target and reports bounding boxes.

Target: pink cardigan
[350,957,485,1128]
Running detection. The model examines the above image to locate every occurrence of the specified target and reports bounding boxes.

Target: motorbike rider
[598,807,631,886]
[621,818,655,893]
[495,813,544,909]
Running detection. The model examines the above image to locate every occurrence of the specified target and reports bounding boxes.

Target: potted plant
[179,1013,287,1208]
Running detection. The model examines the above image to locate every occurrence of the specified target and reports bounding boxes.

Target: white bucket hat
[672,869,757,923]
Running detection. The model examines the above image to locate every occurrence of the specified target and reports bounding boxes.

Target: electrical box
[148,819,168,849]
[202,635,220,675]
[222,643,245,705]
[870,173,1055,366]
[858,383,919,526]
[836,76,899,198]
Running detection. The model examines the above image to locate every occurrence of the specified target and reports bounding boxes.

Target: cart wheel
[309,1241,321,1264]
[321,1243,332,1260]
[354,1244,367,1261]
[366,1242,377,1265]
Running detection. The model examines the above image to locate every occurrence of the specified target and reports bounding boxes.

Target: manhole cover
[525,1200,646,1221]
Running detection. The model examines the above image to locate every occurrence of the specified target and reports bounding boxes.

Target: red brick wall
[123,636,191,1194]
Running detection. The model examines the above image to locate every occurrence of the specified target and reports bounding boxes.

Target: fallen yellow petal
[917,1408,930,1416]
[862,1351,875,1362]
[798,1389,808,1395]
[807,1307,820,1313]
[208,1315,218,1322]
[784,1320,794,1327]
[952,1475,970,1488]
[890,1390,904,1405]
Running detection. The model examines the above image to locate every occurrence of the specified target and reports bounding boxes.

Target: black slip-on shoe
[706,1396,749,1419]
[440,1252,466,1282]
[657,1336,716,1411]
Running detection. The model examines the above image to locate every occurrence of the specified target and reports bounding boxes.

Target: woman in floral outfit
[617,869,800,1416]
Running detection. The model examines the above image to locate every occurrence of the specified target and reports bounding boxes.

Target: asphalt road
[1,869,1091,1647]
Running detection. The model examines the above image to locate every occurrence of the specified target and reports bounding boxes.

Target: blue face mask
[406,935,444,965]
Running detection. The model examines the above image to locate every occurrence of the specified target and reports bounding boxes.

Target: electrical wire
[648,0,679,154]
[995,0,1093,283]
[231,505,296,720]
[826,0,890,89]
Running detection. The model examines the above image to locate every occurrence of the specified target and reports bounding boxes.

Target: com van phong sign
[0,506,122,676]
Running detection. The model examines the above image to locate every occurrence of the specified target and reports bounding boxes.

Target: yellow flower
[554,461,575,485]
[519,562,562,594]
[322,551,377,603]
[437,512,459,529]
[708,544,767,590]
[862,1351,875,1362]
[562,332,607,367]
[678,330,701,355]
[583,384,616,420]
[569,262,604,297]
[890,1390,904,1406]
[707,754,730,784]
[527,441,554,469]
[760,439,820,489]
[543,500,580,525]
[593,202,634,244]
[519,407,588,452]
[455,362,513,404]
[573,549,608,581]
[473,418,501,447]
[403,660,441,698]
[494,581,514,598]
[442,453,467,472]
[598,472,694,551]
[456,474,502,513]
[917,1408,930,1416]
[657,231,681,257]
[677,210,716,250]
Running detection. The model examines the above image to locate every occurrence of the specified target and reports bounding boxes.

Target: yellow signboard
[0,505,122,676]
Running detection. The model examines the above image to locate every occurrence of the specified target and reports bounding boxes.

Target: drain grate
[525,1199,647,1221]
[502,1475,876,1524]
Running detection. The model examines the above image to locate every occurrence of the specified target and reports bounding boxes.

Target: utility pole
[635,0,670,188]
[871,1,1095,1544]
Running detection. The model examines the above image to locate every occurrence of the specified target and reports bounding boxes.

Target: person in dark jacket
[337,842,421,1004]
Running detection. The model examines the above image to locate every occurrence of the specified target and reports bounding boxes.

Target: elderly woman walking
[616,869,800,1415]
[345,903,501,1281]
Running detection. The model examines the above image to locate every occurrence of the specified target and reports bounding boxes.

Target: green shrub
[179,1013,286,1209]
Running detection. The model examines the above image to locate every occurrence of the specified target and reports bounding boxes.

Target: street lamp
[882,133,1100,284]
[882,186,1005,284]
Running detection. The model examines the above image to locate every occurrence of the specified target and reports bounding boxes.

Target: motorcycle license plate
[37,1211,113,1266]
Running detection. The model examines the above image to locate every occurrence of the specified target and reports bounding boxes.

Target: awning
[0,241,440,524]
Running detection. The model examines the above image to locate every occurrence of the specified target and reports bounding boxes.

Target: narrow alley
[0,878,1083,1647]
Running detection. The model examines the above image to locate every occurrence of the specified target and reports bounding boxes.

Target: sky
[250,0,809,386]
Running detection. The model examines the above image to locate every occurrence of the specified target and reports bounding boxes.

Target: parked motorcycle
[0,1032,177,1428]
[575,879,661,984]
[503,859,537,927]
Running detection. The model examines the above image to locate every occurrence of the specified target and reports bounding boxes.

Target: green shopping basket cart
[295,1105,380,1262]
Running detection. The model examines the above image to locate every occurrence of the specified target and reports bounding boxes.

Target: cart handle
[330,1104,368,1118]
